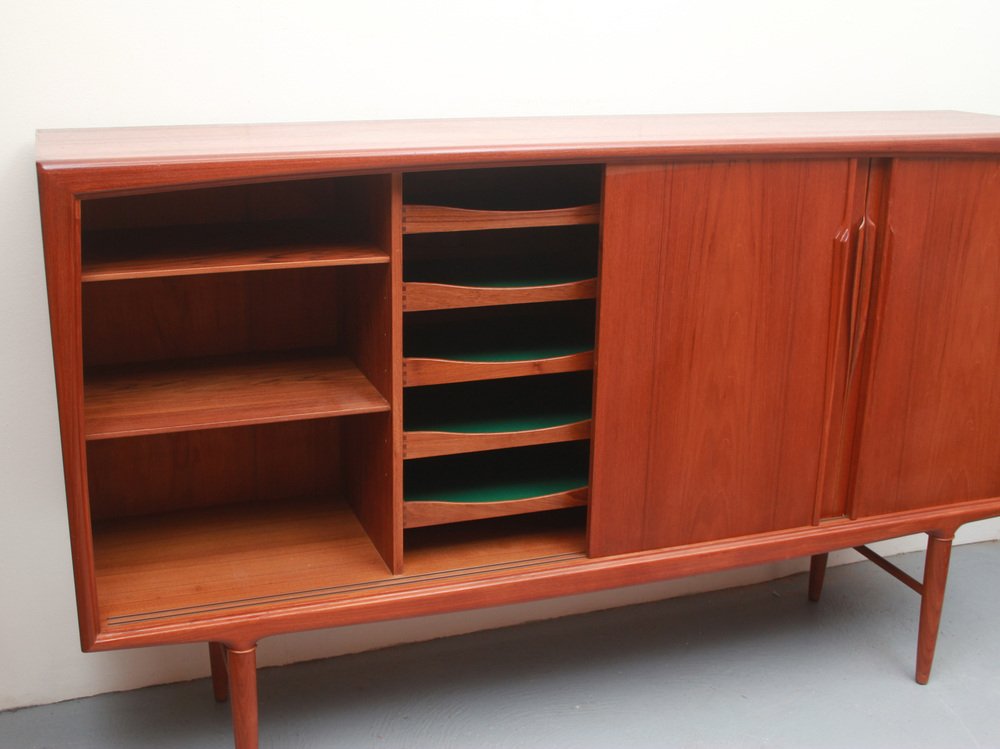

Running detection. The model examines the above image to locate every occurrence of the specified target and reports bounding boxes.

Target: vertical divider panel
[389,173,404,572]
[341,174,403,574]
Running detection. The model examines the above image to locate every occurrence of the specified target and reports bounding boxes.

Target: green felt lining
[404,301,596,362]
[404,441,589,503]
[405,372,593,433]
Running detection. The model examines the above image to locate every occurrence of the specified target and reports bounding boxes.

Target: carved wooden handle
[847,216,876,380]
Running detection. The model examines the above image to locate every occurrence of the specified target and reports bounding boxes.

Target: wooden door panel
[590,160,863,555]
[851,158,1000,516]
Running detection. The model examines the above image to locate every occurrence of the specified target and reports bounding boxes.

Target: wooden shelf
[404,490,588,528]
[94,497,585,626]
[85,352,389,440]
[403,301,596,386]
[404,352,593,387]
[402,204,600,234]
[404,373,592,458]
[404,279,596,312]
[405,421,591,460]
[404,442,590,527]
[82,221,388,282]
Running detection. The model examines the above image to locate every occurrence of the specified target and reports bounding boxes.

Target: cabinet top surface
[36,111,1000,171]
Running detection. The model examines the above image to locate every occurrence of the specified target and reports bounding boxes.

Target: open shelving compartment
[81,175,390,281]
[80,174,402,628]
[400,164,602,538]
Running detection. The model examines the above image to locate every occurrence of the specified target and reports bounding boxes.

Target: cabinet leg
[227,646,259,749]
[916,533,954,685]
[808,553,829,602]
[209,642,229,702]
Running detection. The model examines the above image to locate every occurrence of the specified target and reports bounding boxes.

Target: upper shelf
[85,351,389,440]
[79,174,390,281]
[82,221,389,282]
[402,204,600,234]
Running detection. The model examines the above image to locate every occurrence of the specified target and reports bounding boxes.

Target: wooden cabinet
[35,113,1000,749]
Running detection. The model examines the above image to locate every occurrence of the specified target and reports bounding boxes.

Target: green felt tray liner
[404,301,596,362]
[404,442,589,503]
[405,373,593,433]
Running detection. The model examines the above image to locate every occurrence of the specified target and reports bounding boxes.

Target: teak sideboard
[36,112,1000,749]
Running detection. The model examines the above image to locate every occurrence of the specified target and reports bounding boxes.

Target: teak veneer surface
[850,157,1000,515]
[591,159,863,554]
[85,352,389,439]
[93,499,585,626]
[403,490,589,528]
[402,279,596,312]
[401,204,600,234]
[83,222,388,282]
[36,112,1000,169]
[403,420,592,460]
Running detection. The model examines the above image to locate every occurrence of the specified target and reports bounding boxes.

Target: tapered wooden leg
[209,642,229,702]
[227,646,259,749]
[916,533,954,685]
[808,553,829,602]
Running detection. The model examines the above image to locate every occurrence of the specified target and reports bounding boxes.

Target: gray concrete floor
[3,542,999,749]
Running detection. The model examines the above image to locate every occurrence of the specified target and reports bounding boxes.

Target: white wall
[2,0,998,712]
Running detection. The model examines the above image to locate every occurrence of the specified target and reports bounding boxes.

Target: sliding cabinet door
[589,159,865,555]
[850,158,1000,517]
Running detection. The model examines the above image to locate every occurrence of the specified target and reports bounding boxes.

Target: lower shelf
[94,498,390,625]
[93,498,586,628]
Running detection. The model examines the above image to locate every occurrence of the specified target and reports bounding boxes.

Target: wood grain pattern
[403,352,593,387]
[82,266,346,368]
[813,159,874,521]
[402,204,599,234]
[404,489,588,528]
[389,173,406,572]
[227,646,258,749]
[94,499,392,623]
[87,419,343,519]
[83,230,387,282]
[404,420,591,460]
[591,160,858,555]
[850,158,1000,516]
[93,497,583,625]
[340,175,400,572]
[403,279,596,311]
[37,168,101,650]
[916,533,954,684]
[85,352,389,439]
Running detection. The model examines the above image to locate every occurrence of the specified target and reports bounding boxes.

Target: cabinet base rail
[211,533,958,749]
